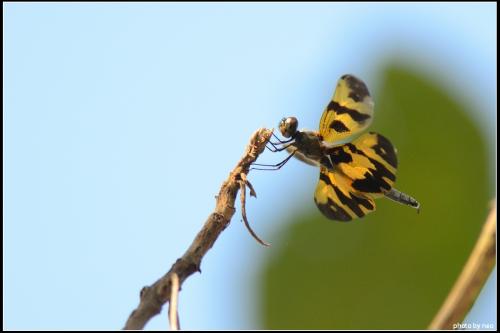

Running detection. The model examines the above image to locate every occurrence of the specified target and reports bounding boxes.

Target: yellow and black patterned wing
[314,166,376,221]
[319,74,374,143]
[314,132,398,221]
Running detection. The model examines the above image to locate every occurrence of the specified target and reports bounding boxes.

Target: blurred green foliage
[259,66,492,329]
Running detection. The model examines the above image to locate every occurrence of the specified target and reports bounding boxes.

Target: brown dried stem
[168,273,180,330]
[123,128,273,330]
[428,200,496,329]
[239,173,271,247]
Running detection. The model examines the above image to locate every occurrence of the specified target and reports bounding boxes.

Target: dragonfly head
[279,117,298,138]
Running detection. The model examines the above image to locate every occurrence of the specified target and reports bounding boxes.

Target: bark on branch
[123,128,273,330]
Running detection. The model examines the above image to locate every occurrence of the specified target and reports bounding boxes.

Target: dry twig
[428,200,496,329]
[239,173,271,247]
[168,273,180,330]
[123,128,273,330]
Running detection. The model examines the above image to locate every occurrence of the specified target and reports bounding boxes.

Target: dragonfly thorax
[291,130,326,165]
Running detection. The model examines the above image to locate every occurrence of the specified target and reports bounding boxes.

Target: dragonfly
[253,74,420,221]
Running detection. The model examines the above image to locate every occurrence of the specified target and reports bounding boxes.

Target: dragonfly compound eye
[279,117,298,138]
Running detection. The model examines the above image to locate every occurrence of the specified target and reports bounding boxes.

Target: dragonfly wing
[314,166,376,221]
[319,75,374,143]
[313,132,397,221]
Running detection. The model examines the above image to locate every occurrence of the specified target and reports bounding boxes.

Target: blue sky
[3,2,496,330]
